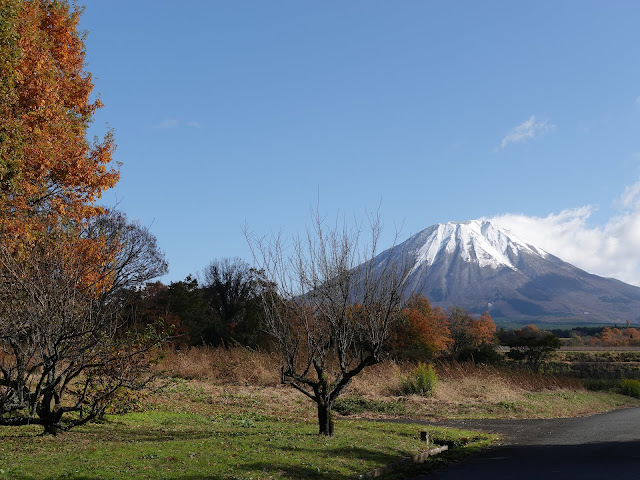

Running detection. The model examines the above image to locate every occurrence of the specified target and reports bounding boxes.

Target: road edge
[357,445,449,479]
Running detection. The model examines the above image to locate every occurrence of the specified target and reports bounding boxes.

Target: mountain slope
[380,220,640,324]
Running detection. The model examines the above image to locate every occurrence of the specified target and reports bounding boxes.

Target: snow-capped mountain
[379,220,640,324]
[405,220,548,273]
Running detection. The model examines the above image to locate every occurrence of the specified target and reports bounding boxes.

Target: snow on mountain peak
[407,219,547,270]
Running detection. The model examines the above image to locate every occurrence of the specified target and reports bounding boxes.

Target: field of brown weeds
[155,346,639,421]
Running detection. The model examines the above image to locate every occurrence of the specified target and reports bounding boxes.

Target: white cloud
[489,181,640,286]
[619,182,640,209]
[186,121,200,128]
[154,118,179,129]
[498,115,555,150]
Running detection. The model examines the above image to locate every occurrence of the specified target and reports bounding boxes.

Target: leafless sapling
[248,212,412,436]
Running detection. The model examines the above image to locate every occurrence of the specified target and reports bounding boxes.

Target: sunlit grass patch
[0,409,492,480]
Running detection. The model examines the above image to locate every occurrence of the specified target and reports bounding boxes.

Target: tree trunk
[317,402,334,436]
[42,421,63,436]
[37,390,64,435]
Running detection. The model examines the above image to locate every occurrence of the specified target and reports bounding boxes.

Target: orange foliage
[627,328,640,341]
[599,327,640,347]
[588,336,600,347]
[1,1,120,299]
[391,295,452,360]
[6,224,118,298]
[448,307,497,355]
[601,327,622,346]
[471,311,497,348]
[0,0,118,236]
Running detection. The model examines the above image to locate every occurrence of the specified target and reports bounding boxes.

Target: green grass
[419,390,640,421]
[582,378,621,391]
[514,391,638,418]
[333,396,409,416]
[0,409,493,480]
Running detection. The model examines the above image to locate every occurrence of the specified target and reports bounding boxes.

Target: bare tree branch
[247,208,413,436]
[0,214,167,434]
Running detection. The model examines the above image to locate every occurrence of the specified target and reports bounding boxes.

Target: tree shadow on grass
[83,425,218,443]
[0,422,247,455]
[238,445,409,480]
[8,439,640,480]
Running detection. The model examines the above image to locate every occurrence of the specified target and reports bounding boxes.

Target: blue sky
[80,1,640,285]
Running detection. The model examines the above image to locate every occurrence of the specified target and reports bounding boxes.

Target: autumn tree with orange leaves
[0,1,166,435]
[446,307,497,361]
[0,0,119,304]
[391,295,452,360]
[599,327,640,347]
[447,307,496,352]
[0,0,118,234]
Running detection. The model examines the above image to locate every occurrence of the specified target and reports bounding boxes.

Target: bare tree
[0,215,167,435]
[86,210,168,296]
[201,258,263,346]
[248,212,412,436]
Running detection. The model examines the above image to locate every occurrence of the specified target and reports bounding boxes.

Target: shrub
[500,325,561,373]
[456,345,504,365]
[620,379,640,398]
[582,378,619,392]
[400,362,438,396]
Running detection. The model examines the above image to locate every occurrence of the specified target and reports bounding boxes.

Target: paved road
[411,407,640,479]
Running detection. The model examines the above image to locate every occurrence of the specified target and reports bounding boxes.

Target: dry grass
[346,361,407,396]
[340,359,593,420]
[153,347,637,421]
[156,346,280,385]
[156,347,582,394]
[436,362,583,391]
[345,360,583,397]
[425,363,584,418]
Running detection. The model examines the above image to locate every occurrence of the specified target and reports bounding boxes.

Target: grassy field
[2,346,638,480]
[0,375,493,480]
[0,410,493,480]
